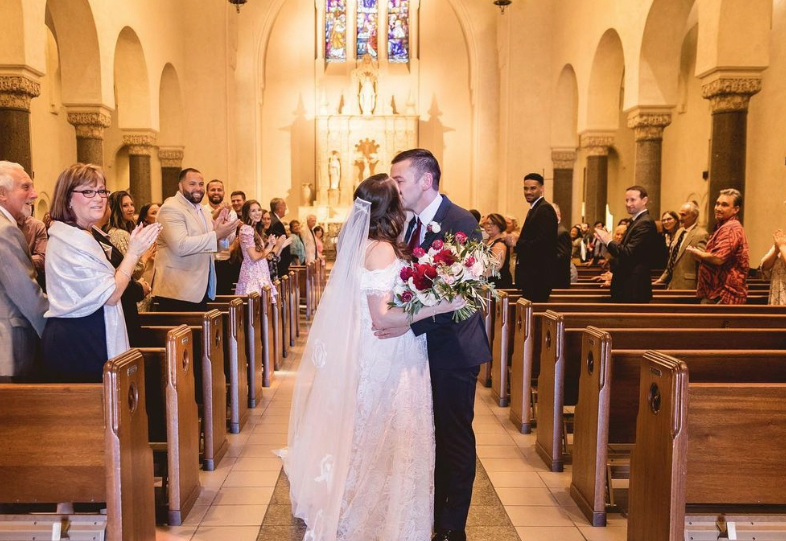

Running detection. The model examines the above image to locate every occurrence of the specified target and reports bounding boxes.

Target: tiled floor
[155,324,628,541]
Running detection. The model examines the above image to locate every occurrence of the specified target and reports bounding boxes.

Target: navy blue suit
[409,196,492,531]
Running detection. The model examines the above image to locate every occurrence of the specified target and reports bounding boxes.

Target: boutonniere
[427,221,441,234]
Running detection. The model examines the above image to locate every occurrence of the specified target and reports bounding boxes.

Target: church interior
[1,0,785,540]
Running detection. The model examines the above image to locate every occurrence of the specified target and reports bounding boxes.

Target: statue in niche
[328,152,342,191]
[354,138,380,189]
[352,54,379,116]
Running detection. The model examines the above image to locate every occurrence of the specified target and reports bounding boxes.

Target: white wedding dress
[282,199,435,541]
[337,259,435,540]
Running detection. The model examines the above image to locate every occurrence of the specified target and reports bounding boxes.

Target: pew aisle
[156,326,626,541]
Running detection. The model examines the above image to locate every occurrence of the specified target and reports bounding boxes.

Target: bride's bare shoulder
[364,240,397,271]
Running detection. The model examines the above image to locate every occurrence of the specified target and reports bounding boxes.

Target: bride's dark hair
[354,173,409,260]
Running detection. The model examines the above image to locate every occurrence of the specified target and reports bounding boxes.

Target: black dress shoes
[432,530,467,541]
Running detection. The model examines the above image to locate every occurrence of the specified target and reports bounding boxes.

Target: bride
[281,174,462,541]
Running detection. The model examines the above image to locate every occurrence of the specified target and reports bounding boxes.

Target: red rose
[401,290,414,302]
[455,232,468,244]
[412,247,426,258]
[433,249,457,266]
[422,264,438,280]
[400,266,414,281]
[411,263,437,290]
[431,239,444,251]
[464,256,476,267]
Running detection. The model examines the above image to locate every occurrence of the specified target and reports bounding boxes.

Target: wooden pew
[288,269,300,341]
[479,287,495,387]
[261,285,277,386]
[490,290,521,406]
[207,298,249,433]
[509,300,786,434]
[291,264,311,321]
[215,291,266,398]
[548,293,769,304]
[0,350,156,541]
[279,275,290,359]
[626,352,786,541]
[138,311,227,472]
[271,279,283,370]
[136,326,201,525]
[537,314,786,472]
[571,333,786,525]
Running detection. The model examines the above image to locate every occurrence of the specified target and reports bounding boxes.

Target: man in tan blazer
[0,162,47,380]
[655,201,708,290]
[153,168,238,311]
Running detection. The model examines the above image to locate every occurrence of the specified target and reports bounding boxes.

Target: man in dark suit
[594,185,661,303]
[514,173,558,301]
[268,197,291,276]
[553,203,572,289]
[383,148,491,541]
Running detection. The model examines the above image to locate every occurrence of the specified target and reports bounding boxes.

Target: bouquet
[390,231,499,322]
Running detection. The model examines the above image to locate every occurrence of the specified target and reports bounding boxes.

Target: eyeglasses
[73,189,111,199]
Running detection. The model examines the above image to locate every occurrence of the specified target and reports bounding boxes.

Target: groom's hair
[392,148,441,189]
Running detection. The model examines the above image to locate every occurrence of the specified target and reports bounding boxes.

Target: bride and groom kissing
[280,148,492,541]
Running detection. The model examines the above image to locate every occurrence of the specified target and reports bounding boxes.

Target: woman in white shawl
[41,164,160,382]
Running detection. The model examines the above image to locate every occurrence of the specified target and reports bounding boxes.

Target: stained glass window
[325,0,347,62]
[356,0,378,59]
[387,0,409,63]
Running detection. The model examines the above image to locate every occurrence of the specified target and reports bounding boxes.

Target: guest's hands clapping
[214,208,240,240]
[128,222,163,258]
[594,228,612,245]
[774,229,786,248]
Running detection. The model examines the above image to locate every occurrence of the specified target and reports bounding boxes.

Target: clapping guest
[483,213,513,289]
[289,220,307,265]
[760,228,786,305]
[42,164,160,382]
[106,191,150,279]
[260,209,281,280]
[313,225,325,259]
[137,202,160,226]
[235,201,290,301]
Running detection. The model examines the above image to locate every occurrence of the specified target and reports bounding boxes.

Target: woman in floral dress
[235,200,290,301]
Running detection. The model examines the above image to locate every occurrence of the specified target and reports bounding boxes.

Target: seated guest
[235,200,290,301]
[483,213,513,289]
[289,219,307,265]
[688,188,749,304]
[41,164,160,382]
[760,227,786,305]
[0,161,48,381]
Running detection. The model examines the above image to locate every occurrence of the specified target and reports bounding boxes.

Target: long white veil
[282,197,371,541]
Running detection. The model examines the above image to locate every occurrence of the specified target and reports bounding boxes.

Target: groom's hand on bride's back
[373,325,410,340]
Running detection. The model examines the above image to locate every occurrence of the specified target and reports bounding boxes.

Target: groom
[379,149,491,541]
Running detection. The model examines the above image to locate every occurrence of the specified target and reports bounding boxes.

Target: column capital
[701,71,763,113]
[158,146,185,168]
[626,108,673,142]
[0,75,41,111]
[66,106,112,140]
[580,132,615,156]
[551,148,577,169]
[122,131,158,156]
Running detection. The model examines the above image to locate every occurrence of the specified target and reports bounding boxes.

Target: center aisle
[156,324,627,541]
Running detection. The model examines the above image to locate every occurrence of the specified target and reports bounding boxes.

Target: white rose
[416,289,439,307]
[429,222,441,234]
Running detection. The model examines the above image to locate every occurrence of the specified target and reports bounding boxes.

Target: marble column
[0,75,41,174]
[580,133,614,225]
[123,132,157,205]
[627,109,672,217]
[158,146,184,201]
[551,148,577,227]
[701,74,762,225]
[66,108,112,166]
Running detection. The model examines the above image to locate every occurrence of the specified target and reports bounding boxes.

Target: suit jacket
[607,210,660,303]
[658,225,709,290]
[409,196,491,371]
[554,224,572,289]
[92,228,146,345]
[514,198,558,302]
[153,191,218,303]
[269,213,291,276]
[0,210,48,377]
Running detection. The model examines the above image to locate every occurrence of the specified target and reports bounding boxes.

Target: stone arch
[637,0,695,106]
[552,64,579,147]
[113,27,152,129]
[0,0,25,65]
[45,0,103,105]
[158,63,184,147]
[586,29,626,130]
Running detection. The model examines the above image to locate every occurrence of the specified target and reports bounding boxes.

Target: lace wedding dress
[336,259,435,540]
[283,199,434,541]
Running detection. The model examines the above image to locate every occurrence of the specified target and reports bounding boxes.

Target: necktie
[666,229,687,280]
[407,217,422,252]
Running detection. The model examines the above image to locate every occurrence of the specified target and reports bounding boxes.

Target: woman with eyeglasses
[41,164,161,382]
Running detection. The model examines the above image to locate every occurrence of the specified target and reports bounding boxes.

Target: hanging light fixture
[494,0,512,13]
[229,0,247,13]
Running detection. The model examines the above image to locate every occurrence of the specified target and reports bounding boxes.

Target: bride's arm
[365,242,462,329]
